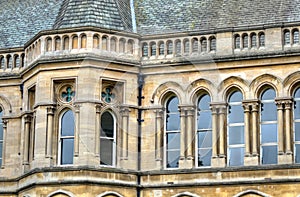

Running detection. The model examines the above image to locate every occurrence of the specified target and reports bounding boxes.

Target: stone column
[179,106,186,168]
[242,102,251,157]
[211,105,218,159]
[154,109,164,168]
[1,119,8,169]
[218,105,227,158]
[276,100,284,155]
[251,102,259,157]
[46,106,55,158]
[74,105,80,157]
[186,106,195,160]
[285,100,293,155]
[95,105,101,157]
[23,114,32,166]
[120,107,130,159]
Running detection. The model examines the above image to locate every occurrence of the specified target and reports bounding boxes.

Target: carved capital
[46,106,55,115]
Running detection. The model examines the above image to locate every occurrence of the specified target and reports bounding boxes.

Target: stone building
[1,0,300,196]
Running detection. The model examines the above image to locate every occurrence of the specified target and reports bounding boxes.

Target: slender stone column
[210,105,218,158]
[218,105,227,157]
[1,119,8,169]
[23,114,32,165]
[46,106,55,158]
[276,100,284,155]
[252,102,259,156]
[120,107,130,159]
[179,106,187,161]
[285,100,293,154]
[95,105,101,156]
[243,102,251,156]
[74,105,80,157]
[186,107,195,160]
[154,109,164,162]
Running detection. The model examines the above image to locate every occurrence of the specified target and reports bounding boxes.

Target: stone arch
[151,81,184,105]
[233,189,271,197]
[171,192,201,197]
[188,78,216,103]
[97,191,124,197]
[0,94,12,115]
[218,76,249,101]
[283,71,300,96]
[250,74,282,98]
[47,189,75,197]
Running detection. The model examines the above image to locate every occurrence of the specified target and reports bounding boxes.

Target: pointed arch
[218,76,249,100]
[0,94,12,115]
[47,189,75,197]
[151,81,184,105]
[284,71,300,96]
[171,192,201,197]
[97,191,124,197]
[188,78,216,103]
[233,189,271,197]
[250,74,282,98]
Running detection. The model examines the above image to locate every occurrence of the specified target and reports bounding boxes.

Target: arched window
[63,37,69,50]
[227,91,244,166]
[159,42,164,55]
[167,41,173,55]
[197,94,212,167]
[110,37,117,52]
[93,35,100,49]
[259,33,265,47]
[234,34,240,49]
[165,96,180,168]
[0,56,4,69]
[100,111,116,166]
[192,38,198,53]
[119,38,125,53]
[210,37,216,51]
[200,38,207,52]
[55,37,61,51]
[128,40,134,54]
[175,40,181,55]
[294,88,300,163]
[14,55,20,68]
[242,34,248,48]
[150,42,156,56]
[102,36,108,51]
[142,43,148,57]
[72,35,78,49]
[183,39,189,54]
[260,88,277,165]
[81,34,87,48]
[293,29,299,44]
[6,55,12,69]
[0,108,3,167]
[59,110,75,165]
[284,30,291,45]
[251,33,257,48]
[46,37,52,52]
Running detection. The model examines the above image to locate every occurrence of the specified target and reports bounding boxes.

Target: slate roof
[134,0,300,35]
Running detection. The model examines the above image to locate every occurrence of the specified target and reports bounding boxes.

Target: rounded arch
[188,78,215,103]
[171,192,201,197]
[284,71,300,96]
[97,191,124,197]
[218,76,249,101]
[47,189,75,197]
[151,81,184,105]
[233,189,271,197]
[250,74,282,98]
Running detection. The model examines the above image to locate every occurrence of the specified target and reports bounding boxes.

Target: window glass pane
[295,101,300,119]
[295,144,300,163]
[198,94,211,110]
[294,88,300,98]
[259,34,265,47]
[261,103,277,121]
[235,35,240,49]
[228,126,244,145]
[167,133,180,150]
[261,89,276,100]
[285,31,290,45]
[166,114,180,131]
[167,150,180,168]
[229,147,244,166]
[261,124,277,143]
[100,138,113,165]
[101,112,114,138]
[229,91,243,102]
[295,122,300,141]
[0,124,3,141]
[294,30,299,44]
[198,148,211,166]
[0,142,2,158]
[243,35,248,48]
[167,42,173,54]
[198,111,212,130]
[61,110,74,136]
[61,138,74,165]
[262,145,277,164]
[228,105,244,123]
[198,131,212,148]
[159,43,164,55]
[167,97,179,112]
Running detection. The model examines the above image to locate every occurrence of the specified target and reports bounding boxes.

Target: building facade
[1,0,300,196]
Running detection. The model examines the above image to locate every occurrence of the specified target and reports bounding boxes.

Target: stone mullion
[243,103,251,157]
[154,109,164,162]
[284,100,293,154]
[74,105,80,157]
[218,105,226,157]
[46,106,55,158]
[210,106,218,158]
[186,107,195,160]
[1,119,8,169]
[276,101,284,155]
[120,107,130,159]
[179,107,187,161]
[251,102,259,156]
[23,114,32,165]
[95,105,101,157]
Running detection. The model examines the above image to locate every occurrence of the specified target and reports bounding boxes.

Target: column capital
[46,106,55,115]
[95,104,102,113]
[24,114,33,123]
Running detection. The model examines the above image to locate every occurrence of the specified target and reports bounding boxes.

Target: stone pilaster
[1,119,8,169]
[154,108,164,169]
[120,106,130,160]
[46,106,55,159]
[74,105,80,157]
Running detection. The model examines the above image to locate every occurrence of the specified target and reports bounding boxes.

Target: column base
[278,154,293,164]
[211,157,226,168]
[155,159,163,170]
[244,155,259,166]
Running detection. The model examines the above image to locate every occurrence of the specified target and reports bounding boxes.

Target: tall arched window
[227,91,244,166]
[63,36,69,50]
[235,34,241,49]
[294,88,300,163]
[110,37,117,52]
[183,40,189,54]
[46,37,52,52]
[100,111,116,166]
[210,37,216,51]
[72,35,78,49]
[0,56,4,69]
[251,33,257,48]
[242,34,248,48]
[59,110,75,165]
[175,40,181,55]
[192,38,198,53]
[200,38,207,52]
[6,55,12,69]
[259,33,265,47]
[167,41,173,55]
[128,40,134,54]
[284,30,291,45]
[102,36,108,51]
[165,96,180,168]
[150,42,156,56]
[159,42,164,55]
[81,34,87,48]
[293,29,299,44]
[55,37,61,51]
[119,38,125,53]
[197,94,212,167]
[0,108,3,167]
[14,55,20,68]
[93,35,100,49]
[260,88,277,165]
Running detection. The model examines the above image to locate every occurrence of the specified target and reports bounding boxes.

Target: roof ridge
[114,0,133,31]
[53,0,70,29]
